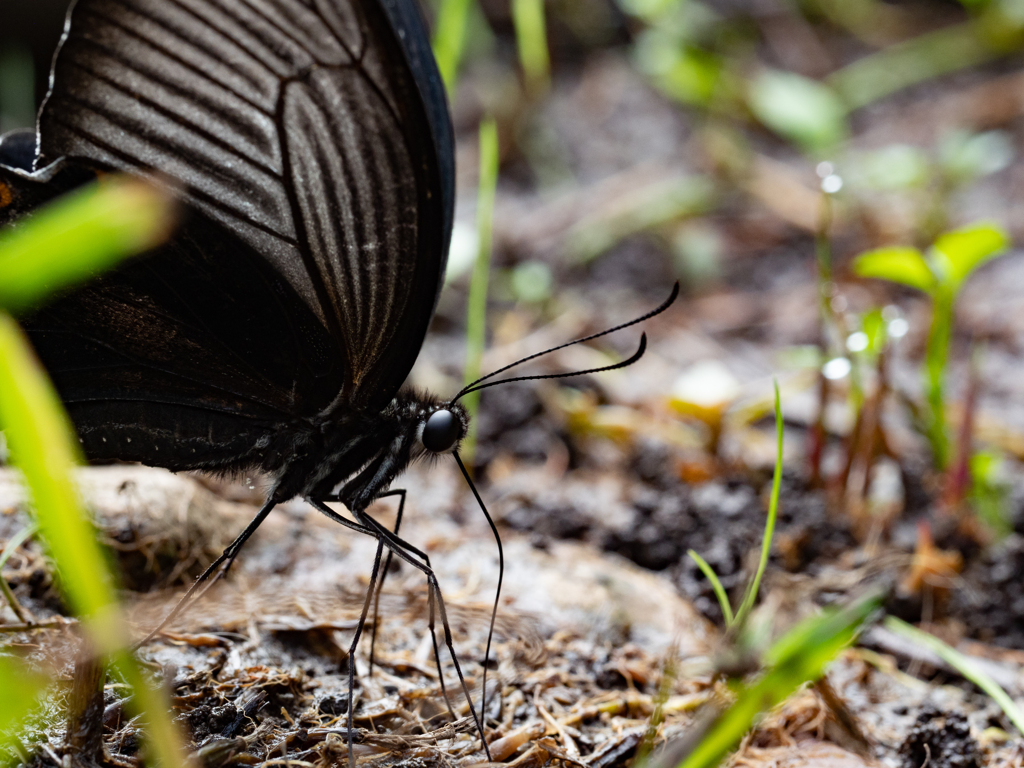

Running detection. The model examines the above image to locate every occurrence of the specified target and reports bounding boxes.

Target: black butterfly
[0,0,677,759]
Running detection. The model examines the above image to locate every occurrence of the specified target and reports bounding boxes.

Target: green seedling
[834,308,899,514]
[828,3,1024,112]
[841,132,1013,244]
[687,381,783,629]
[432,0,496,95]
[0,180,187,767]
[460,119,499,466]
[676,591,882,768]
[845,307,890,410]
[853,222,1009,468]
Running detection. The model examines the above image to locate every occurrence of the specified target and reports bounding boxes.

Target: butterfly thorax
[265,390,467,511]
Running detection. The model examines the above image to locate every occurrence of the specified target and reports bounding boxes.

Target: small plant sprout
[675,591,882,768]
[686,381,783,630]
[885,616,1024,736]
[853,221,1009,469]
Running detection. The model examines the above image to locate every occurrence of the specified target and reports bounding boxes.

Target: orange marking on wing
[0,182,11,209]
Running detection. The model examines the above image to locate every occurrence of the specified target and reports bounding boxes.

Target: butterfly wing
[35,0,453,413]
[22,209,349,469]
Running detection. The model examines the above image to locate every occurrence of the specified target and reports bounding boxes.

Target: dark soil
[899,707,982,768]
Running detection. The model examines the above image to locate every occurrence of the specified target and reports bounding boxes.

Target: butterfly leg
[309,497,457,718]
[134,497,277,648]
[354,512,492,762]
[344,533,386,768]
[366,489,406,678]
[313,495,432,567]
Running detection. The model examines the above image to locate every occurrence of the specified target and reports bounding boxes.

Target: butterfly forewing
[36,0,451,414]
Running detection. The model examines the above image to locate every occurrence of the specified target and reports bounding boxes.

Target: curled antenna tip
[454,282,677,401]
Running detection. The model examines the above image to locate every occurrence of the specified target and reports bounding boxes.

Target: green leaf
[0,178,174,315]
[510,260,553,304]
[852,246,935,293]
[939,130,1014,183]
[748,70,847,153]
[852,144,930,191]
[931,222,1009,290]
[687,549,734,626]
[734,381,783,628]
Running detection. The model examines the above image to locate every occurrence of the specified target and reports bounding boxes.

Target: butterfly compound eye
[422,409,462,452]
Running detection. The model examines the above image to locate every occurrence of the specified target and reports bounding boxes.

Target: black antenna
[447,283,680,743]
[456,333,647,401]
[452,281,679,403]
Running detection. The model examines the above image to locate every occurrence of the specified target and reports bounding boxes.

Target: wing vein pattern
[38,0,449,411]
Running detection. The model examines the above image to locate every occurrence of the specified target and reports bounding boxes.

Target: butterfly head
[419,403,468,453]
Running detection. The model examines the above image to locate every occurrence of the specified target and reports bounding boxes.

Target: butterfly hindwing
[23,211,343,469]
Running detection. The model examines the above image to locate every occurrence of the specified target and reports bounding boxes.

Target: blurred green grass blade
[513,0,551,94]
[0,314,189,768]
[734,381,783,626]
[679,593,881,768]
[0,313,113,616]
[434,0,473,92]
[884,616,1024,735]
[0,656,48,744]
[109,648,190,768]
[0,177,174,314]
[461,119,499,464]
[0,523,36,572]
[827,22,999,110]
